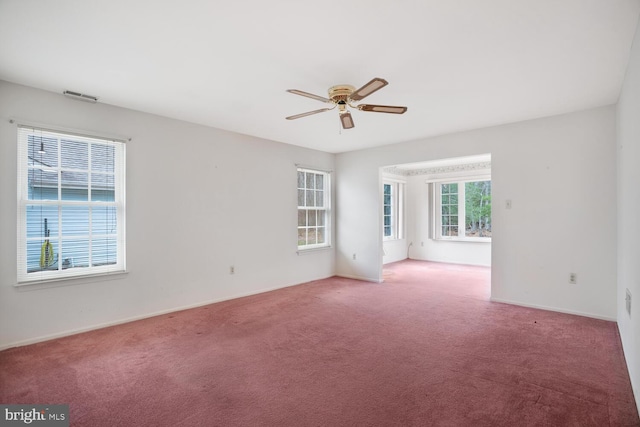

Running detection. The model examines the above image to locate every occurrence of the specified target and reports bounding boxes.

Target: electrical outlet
[569,273,577,284]
[626,289,632,316]
[230,266,235,275]
[352,253,356,260]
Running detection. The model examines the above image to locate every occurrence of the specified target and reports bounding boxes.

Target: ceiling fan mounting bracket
[328,85,355,103]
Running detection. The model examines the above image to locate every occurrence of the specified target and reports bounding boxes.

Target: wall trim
[0,275,334,351]
[490,297,616,322]
[336,274,384,283]
[617,322,640,413]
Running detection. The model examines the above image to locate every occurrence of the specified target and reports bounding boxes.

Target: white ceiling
[1,1,639,154]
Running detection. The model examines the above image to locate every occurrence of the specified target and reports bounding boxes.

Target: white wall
[406,175,491,266]
[616,17,640,412]
[336,106,617,320]
[0,81,335,349]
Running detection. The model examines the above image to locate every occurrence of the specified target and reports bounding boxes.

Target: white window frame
[16,125,126,284]
[297,167,331,251]
[434,177,491,242]
[383,179,405,241]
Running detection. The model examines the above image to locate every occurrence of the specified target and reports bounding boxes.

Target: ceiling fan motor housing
[328,85,355,103]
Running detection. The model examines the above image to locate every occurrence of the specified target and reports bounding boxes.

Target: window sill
[15,271,128,291]
[297,245,332,255]
[434,237,491,243]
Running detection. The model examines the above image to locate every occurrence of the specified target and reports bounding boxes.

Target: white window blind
[17,125,126,284]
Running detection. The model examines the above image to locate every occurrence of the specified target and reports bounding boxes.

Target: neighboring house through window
[17,126,126,283]
[297,168,331,250]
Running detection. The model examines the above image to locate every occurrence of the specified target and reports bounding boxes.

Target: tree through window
[437,180,491,240]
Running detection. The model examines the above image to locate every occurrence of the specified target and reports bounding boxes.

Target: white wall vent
[63,90,98,103]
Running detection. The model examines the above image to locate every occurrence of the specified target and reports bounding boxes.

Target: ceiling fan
[286,77,407,129]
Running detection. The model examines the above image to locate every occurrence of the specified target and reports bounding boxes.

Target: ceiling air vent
[63,90,99,103]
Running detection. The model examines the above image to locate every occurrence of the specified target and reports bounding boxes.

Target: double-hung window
[436,179,491,241]
[383,180,404,240]
[297,168,330,250]
[17,126,126,284]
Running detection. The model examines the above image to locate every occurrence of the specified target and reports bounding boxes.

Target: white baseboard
[490,297,616,322]
[0,276,334,351]
[617,322,640,413]
[336,274,383,283]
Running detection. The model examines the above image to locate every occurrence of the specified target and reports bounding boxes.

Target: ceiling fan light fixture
[340,111,354,129]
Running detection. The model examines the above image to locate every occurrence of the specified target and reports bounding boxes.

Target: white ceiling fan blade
[340,112,354,129]
[286,108,333,120]
[358,104,407,114]
[349,78,388,101]
[286,89,331,103]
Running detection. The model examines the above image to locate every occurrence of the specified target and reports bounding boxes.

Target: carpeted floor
[1,260,638,426]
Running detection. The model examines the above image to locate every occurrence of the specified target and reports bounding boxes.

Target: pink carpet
[1,260,638,426]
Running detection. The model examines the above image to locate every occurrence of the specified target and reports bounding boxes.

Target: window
[297,168,330,250]
[383,180,404,240]
[436,180,491,240]
[17,126,126,283]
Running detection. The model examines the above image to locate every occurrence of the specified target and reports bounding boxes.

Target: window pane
[92,173,115,201]
[306,190,315,207]
[61,239,89,268]
[308,210,317,226]
[384,184,391,195]
[92,206,117,235]
[441,195,449,205]
[298,210,307,227]
[384,226,391,237]
[297,171,305,189]
[315,174,324,190]
[61,139,88,169]
[384,216,391,226]
[306,173,315,190]
[28,135,58,167]
[384,205,391,215]
[384,194,391,205]
[450,195,458,204]
[317,227,325,244]
[28,169,58,200]
[297,228,307,246]
[315,190,323,207]
[298,189,305,207]
[92,237,117,267]
[61,172,88,201]
[308,228,317,244]
[317,210,325,226]
[62,206,90,236]
[26,205,59,238]
[464,180,492,238]
[91,144,115,173]
[27,239,59,272]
